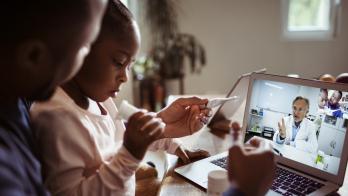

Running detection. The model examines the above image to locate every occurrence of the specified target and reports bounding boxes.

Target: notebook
[175,73,348,195]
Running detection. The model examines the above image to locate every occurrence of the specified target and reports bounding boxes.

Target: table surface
[158,128,348,196]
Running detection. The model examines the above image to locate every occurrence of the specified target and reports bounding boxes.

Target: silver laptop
[175,73,348,195]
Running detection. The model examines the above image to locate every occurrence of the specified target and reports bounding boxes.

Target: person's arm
[33,110,141,196]
[274,133,285,144]
[332,110,343,118]
[0,147,31,195]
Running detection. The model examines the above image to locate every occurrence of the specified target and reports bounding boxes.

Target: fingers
[248,141,273,155]
[128,111,164,140]
[228,145,244,180]
[198,113,209,124]
[177,148,190,164]
[130,111,158,131]
[254,150,275,166]
[231,121,240,131]
[231,121,241,144]
[189,105,208,133]
[248,137,262,148]
[229,145,244,158]
[147,126,164,141]
[200,108,212,116]
[128,111,146,123]
[184,101,213,129]
[176,97,208,107]
[196,108,212,124]
[186,149,210,159]
[278,118,286,137]
[244,145,258,152]
[278,120,284,134]
[140,116,161,131]
[142,120,164,139]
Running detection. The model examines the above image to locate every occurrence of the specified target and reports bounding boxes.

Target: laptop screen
[246,79,348,175]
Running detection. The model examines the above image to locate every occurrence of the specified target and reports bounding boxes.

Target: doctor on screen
[273,96,318,153]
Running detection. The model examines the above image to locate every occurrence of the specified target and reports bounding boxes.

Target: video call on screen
[246,79,348,175]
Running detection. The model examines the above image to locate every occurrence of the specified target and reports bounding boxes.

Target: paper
[206,96,239,109]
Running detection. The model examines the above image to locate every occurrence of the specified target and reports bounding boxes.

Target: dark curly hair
[103,0,134,34]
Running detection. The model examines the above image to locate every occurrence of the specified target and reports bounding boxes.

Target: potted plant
[132,0,206,110]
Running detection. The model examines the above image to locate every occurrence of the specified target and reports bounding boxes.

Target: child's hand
[123,111,164,160]
[175,146,210,164]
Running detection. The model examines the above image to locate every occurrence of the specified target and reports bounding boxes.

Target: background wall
[116,0,348,105]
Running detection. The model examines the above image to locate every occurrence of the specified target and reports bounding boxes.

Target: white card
[206,96,239,109]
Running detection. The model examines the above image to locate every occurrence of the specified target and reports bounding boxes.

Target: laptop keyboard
[211,157,324,196]
[211,157,228,169]
[272,167,324,195]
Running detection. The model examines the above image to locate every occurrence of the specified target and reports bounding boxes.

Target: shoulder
[32,108,96,159]
[31,87,77,117]
[31,93,95,149]
[32,100,82,132]
[31,89,85,132]
[32,109,82,141]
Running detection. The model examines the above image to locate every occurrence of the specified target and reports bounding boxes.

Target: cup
[207,170,229,196]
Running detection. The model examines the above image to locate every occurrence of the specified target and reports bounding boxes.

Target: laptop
[175,73,348,195]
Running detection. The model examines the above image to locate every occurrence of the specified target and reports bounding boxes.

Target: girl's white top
[30,87,181,196]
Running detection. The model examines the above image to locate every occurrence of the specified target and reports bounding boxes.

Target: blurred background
[117,0,347,111]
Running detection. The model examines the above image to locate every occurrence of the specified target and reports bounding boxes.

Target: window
[120,0,138,18]
[120,0,129,7]
[281,0,341,41]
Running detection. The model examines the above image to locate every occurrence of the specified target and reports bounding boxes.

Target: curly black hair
[103,0,134,34]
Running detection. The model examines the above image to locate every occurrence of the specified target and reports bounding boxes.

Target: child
[31,1,209,195]
[318,88,328,109]
[0,1,106,195]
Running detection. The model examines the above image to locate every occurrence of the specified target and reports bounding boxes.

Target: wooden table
[158,128,348,196]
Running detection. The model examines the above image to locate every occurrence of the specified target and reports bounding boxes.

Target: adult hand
[123,111,164,160]
[228,122,276,196]
[157,97,209,138]
[278,118,286,138]
[174,146,210,164]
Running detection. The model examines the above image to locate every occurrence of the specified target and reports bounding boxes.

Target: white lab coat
[273,116,318,153]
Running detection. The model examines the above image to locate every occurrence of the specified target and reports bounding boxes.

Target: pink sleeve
[33,110,140,196]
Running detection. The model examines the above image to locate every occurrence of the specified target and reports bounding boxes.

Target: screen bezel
[242,73,348,185]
